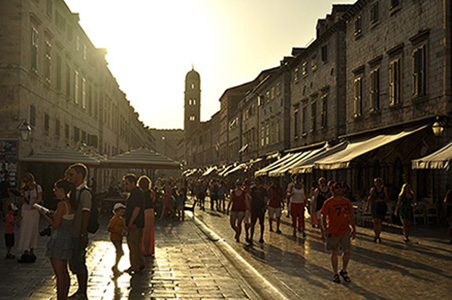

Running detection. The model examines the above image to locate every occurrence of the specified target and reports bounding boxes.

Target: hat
[113,203,126,212]
[8,203,19,211]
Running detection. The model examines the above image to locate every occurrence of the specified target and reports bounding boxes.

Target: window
[44,113,49,135]
[191,83,195,89]
[65,123,69,139]
[81,77,86,108]
[74,126,80,142]
[83,45,87,60]
[55,119,60,137]
[76,36,80,51]
[370,68,380,112]
[81,130,87,143]
[271,87,275,99]
[265,124,270,145]
[311,101,317,132]
[389,58,401,105]
[294,109,299,137]
[266,91,270,103]
[294,68,299,83]
[354,16,362,37]
[302,62,308,76]
[261,126,265,147]
[370,2,379,24]
[354,75,363,117]
[74,70,79,104]
[276,82,281,95]
[275,121,280,143]
[56,54,62,90]
[66,64,71,98]
[193,99,196,105]
[31,27,38,71]
[189,115,195,121]
[302,106,307,134]
[188,99,192,105]
[321,45,328,62]
[44,41,51,82]
[312,55,317,71]
[321,94,328,128]
[412,45,426,97]
[30,105,36,127]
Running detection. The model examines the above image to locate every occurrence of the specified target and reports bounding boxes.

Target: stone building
[0,0,154,192]
[289,5,350,151]
[337,0,452,200]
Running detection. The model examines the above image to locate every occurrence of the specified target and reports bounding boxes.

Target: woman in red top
[227,180,248,242]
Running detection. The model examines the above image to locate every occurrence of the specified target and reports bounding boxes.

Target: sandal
[339,270,351,282]
[333,274,341,283]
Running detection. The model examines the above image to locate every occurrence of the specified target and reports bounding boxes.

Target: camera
[39,226,51,237]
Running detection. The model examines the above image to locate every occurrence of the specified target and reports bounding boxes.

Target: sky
[64,0,356,129]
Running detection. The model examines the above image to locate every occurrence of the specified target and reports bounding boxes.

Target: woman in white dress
[17,173,42,257]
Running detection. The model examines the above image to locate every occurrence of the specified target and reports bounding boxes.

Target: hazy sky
[64,0,355,129]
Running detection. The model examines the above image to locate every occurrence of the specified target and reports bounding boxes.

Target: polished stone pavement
[0,215,254,299]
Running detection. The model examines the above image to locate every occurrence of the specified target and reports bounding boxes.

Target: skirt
[17,209,40,252]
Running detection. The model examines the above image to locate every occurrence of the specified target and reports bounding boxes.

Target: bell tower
[184,66,201,138]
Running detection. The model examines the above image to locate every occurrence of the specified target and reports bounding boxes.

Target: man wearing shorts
[267,178,284,234]
[321,182,356,284]
[249,177,268,244]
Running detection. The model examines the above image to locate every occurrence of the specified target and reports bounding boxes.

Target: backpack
[78,187,99,234]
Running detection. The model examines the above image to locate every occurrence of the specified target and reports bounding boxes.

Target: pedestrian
[4,203,21,259]
[320,182,356,283]
[123,174,145,274]
[138,176,155,256]
[0,173,13,221]
[17,172,42,258]
[243,178,252,242]
[197,180,206,211]
[218,181,226,212]
[108,203,127,275]
[209,179,219,211]
[312,177,331,237]
[67,163,91,300]
[365,178,389,243]
[287,174,307,237]
[286,174,296,218]
[160,181,176,219]
[394,183,416,242]
[249,177,268,245]
[309,181,319,227]
[443,188,452,244]
[39,179,74,300]
[267,178,284,234]
[227,180,247,242]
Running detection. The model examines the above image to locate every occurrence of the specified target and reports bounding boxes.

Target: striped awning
[21,148,104,166]
[100,147,181,169]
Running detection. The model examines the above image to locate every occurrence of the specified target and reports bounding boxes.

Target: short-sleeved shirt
[251,186,267,212]
[125,187,145,228]
[108,215,126,241]
[267,185,284,208]
[0,180,11,198]
[71,183,92,237]
[320,197,354,237]
[22,184,42,211]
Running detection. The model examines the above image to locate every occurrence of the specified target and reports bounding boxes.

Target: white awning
[223,163,247,177]
[269,148,325,177]
[314,126,427,170]
[254,152,296,177]
[412,140,452,170]
[21,148,105,166]
[290,143,348,173]
[202,167,217,176]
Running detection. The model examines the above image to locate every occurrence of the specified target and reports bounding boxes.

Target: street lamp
[18,121,32,141]
[432,116,451,137]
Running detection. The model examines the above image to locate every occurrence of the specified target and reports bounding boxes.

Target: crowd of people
[1,164,452,296]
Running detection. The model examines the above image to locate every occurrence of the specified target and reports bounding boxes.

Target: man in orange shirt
[321,182,356,283]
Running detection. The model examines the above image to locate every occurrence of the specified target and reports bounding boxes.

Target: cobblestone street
[1,198,451,299]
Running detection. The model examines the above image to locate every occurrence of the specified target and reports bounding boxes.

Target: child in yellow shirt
[108,203,127,274]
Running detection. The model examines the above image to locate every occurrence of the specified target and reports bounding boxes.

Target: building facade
[0,0,154,192]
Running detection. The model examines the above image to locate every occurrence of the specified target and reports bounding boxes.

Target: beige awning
[290,142,348,173]
[21,148,104,166]
[255,152,296,177]
[412,140,452,170]
[269,147,325,177]
[101,147,181,169]
[315,126,427,170]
